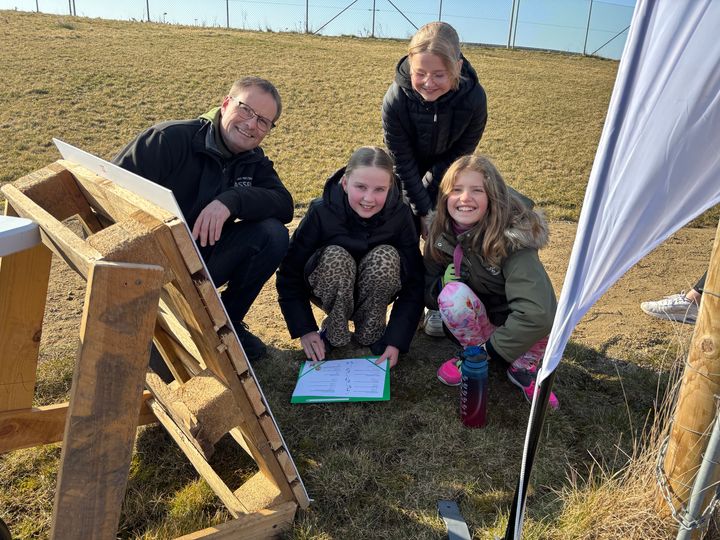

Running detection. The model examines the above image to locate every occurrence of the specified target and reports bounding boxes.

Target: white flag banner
[537,0,720,384]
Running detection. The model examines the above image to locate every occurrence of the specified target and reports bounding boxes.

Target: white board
[54,138,185,222]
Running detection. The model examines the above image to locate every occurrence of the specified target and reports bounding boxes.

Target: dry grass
[0,9,715,540]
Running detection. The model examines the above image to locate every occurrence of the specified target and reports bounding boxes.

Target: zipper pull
[433,113,437,122]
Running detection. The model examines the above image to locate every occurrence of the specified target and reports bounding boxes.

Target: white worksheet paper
[291,358,390,403]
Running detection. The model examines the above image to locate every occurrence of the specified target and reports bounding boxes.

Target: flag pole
[504,369,559,539]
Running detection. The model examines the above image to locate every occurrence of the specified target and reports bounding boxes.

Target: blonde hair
[408,22,462,90]
[427,155,533,267]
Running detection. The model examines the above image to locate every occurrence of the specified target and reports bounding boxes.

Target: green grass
[0,10,708,539]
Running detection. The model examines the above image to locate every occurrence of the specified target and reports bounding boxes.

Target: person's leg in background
[640,271,706,324]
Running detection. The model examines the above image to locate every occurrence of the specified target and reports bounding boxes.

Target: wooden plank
[147,397,248,517]
[86,211,175,284]
[258,414,283,451]
[2,185,101,279]
[61,162,204,275]
[274,449,298,483]
[56,166,105,234]
[228,427,254,457]
[167,217,204,275]
[175,501,297,540]
[239,374,265,417]
[10,163,85,222]
[154,323,193,383]
[0,392,156,453]
[51,261,163,540]
[145,372,212,459]
[61,161,176,224]
[194,275,227,330]
[219,328,249,376]
[290,480,311,509]
[0,204,52,412]
[161,283,239,388]
[156,298,206,371]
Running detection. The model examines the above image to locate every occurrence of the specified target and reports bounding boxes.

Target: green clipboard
[291,356,390,404]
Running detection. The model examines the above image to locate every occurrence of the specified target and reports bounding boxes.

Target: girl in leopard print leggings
[277,147,424,368]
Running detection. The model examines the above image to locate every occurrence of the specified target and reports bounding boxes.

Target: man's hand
[192,200,231,247]
[300,331,326,363]
[374,345,399,368]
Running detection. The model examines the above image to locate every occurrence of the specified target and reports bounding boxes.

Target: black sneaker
[235,322,267,362]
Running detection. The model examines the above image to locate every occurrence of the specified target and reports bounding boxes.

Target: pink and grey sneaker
[437,357,463,386]
[506,360,559,410]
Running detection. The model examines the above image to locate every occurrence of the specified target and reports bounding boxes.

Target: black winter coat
[276,168,424,352]
[113,117,293,229]
[382,55,488,216]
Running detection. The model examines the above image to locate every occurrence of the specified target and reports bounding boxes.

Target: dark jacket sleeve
[382,86,433,216]
[215,157,294,224]
[487,249,557,362]
[276,208,323,339]
[423,247,446,311]
[113,126,180,186]
[425,91,488,189]
[381,212,425,352]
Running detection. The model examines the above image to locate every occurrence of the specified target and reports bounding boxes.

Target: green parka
[424,211,557,363]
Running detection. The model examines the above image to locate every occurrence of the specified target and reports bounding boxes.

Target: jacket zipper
[430,103,439,153]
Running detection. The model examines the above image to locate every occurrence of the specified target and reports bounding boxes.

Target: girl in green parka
[424,155,559,408]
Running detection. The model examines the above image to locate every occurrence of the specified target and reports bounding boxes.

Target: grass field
[0,9,716,540]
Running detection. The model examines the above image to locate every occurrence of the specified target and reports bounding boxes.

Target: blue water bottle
[460,345,489,428]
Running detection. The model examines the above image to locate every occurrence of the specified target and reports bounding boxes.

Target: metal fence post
[583,0,594,55]
[146,0,150,22]
[507,0,516,48]
[511,0,521,48]
[438,0,443,21]
[371,0,376,37]
[226,0,229,28]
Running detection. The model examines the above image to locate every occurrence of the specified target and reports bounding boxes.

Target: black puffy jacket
[382,55,488,216]
[276,168,424,352]
[113,112,293,229]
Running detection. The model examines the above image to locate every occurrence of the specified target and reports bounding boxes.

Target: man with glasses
[114,76,292,363]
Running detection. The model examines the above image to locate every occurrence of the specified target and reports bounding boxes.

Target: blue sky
[2,0,636,59]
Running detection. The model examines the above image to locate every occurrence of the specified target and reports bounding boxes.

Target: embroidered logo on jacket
[233,176,253,187]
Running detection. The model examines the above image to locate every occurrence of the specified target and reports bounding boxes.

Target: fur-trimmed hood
[505,208,550,252]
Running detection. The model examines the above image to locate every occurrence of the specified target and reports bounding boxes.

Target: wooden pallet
[0,160,309,539]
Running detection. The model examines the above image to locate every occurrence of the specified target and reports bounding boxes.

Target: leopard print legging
[308,244,401,347]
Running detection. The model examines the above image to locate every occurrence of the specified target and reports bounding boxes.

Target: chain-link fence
[6,0,635,59]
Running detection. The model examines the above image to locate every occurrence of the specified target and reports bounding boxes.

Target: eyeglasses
[228,96,275,133]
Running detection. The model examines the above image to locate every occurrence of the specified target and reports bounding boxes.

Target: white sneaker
[640,292,698,324]
[423,309,444,337]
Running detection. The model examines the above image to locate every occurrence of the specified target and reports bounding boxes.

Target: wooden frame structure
[0,160,309,539]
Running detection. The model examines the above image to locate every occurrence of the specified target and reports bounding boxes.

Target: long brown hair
[426,155,532,267]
